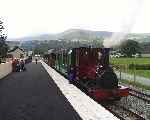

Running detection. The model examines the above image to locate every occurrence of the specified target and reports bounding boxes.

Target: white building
[28,51,33,56]
[7,46,27,59]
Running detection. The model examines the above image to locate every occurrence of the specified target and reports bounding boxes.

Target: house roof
[8,46,25,53]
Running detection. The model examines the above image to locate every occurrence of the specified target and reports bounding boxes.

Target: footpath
[0,62,81,120]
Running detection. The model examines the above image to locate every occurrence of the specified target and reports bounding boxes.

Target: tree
[120,39,141,57]
[0,20,8,58]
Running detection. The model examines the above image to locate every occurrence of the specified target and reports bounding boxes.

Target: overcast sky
[0,0,149,39]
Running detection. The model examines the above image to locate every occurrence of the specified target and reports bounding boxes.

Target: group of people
[12,59,26,72]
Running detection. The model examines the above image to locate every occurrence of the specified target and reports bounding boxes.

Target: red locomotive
[44,47,129,101]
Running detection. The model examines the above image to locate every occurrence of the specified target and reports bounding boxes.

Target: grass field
[110,57,150,65]
[110,57,150,78]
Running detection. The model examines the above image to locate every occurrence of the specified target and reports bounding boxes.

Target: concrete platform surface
[0,62,82,120]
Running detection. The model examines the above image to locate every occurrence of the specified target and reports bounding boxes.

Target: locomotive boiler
[44,47,129,101]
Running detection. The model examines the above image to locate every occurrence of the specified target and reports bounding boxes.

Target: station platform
[0,61,119,120]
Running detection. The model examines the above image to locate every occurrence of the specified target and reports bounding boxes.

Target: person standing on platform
[35,58,38,64]
[20,59,26,71]
[68,65,76,84]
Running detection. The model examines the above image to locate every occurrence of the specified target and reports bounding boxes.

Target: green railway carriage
[54,49,72,76]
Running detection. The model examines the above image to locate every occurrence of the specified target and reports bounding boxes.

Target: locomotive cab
[69,47,117,85]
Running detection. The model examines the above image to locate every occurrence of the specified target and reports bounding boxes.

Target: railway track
[103,102,146,120]
[100,88,150,120]
[129,88,150,103]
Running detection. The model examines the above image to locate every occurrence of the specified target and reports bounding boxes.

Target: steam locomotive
[44,47,129,101]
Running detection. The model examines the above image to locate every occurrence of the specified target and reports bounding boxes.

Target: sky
[0,0,150,39]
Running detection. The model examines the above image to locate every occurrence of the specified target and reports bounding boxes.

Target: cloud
[0,0,149,39]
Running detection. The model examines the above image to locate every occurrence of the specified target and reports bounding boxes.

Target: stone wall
[0,62,12,79]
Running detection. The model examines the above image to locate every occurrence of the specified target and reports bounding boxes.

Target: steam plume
[103,0,143,48]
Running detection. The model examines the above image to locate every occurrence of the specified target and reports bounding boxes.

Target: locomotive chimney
[102,48,110,67]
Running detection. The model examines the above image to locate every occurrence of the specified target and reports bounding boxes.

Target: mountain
[7,34,57,41]
[127,33,150,43]
[7,29,113,42]
[57,29,113,41]
[6,29,150,53]
[7,29,150,43]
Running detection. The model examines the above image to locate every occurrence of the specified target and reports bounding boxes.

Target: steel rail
[104,104,146,120]
[129,88,150,103]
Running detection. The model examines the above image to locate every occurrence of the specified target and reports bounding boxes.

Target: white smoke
[103,0,143,48]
